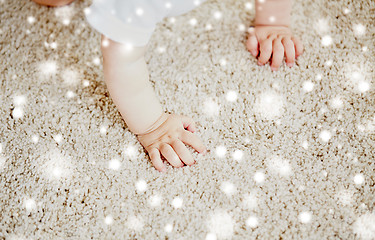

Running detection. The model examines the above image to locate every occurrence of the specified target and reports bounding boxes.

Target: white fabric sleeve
[85,0,207,46]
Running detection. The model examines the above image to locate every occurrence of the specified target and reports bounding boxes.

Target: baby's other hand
[246,26,304,71]
[136,113,207,173]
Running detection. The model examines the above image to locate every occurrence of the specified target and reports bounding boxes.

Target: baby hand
[136,112,207,173]
[246,26,304,71]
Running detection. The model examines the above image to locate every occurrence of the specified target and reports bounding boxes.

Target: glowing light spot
[302,140,308,150]
[83,80,90,87]
[39,61,57,75]
[254,91,284,120]
[52,167,62,178]
[232,150,243,161]
[353,23,366,36]
[102,39,109,47]
[135,179,147,192]
[330,96,343,108]
[343,8,351,14]
[206,233,217,240]
[238,23,246,31]
[362,46,368,52]
[164,223,173,232]
[93,57,100,65]
[169,17,176,24]
[62,19,70,25]
[352,213,375,240]
[31,135,39,143]
[214,11,222,19]
[203,98,220,116]
[269,16,275,23]
[358,81,370,93]
[206,210,234,239]
[205,23,212,30]
[316,74,322,80]
[220,58,227,66]
[303,81,314,92]
[126,215,144,231]
[194,0,201,6]
[357,124,366,132]
[189,18,197,26]
[13,95,26,106]
[225,90,237,102]
[266,156,292,177]
[245,2,252,9]
[299,211,312,223]
[321,35,333,46]
[354,174,364,185]
[24,198,36,211]
[156,46,166,53]
[66,91,75,98]
[53,134,62,143]
[220,181,236,196]
[319,130,331,142]
[125,144,137,158]
[165,2,172,9]
[100,126,107,134]
[352,71,363,81]
[135,8,144,16]
[104,215,113,225]
[335,189,354,206]
[148,194,162,207]
[108,158,121,170]
[12,107,23,119]
[315,18,330,33]
[27,16,35,24]
[325,59,333,66]
[83,8,91,15]
[254,171,265,183]
[172,197,183,208]
[242,192,258,209]
[246,216,258,228]
[215,145,226,158]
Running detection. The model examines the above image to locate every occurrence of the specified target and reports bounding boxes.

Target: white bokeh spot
[220,181,236,196]
[299,211,312,223]
[215,145,227,158]
[321,35,333,46]
[253,91,284,120]
[206,209,234,239]
[319,130,331,142]
[254,171,265,183]
[172,197,183,209]
[108,158,121,170]
[135,179,147,192]
[352,212,375,240]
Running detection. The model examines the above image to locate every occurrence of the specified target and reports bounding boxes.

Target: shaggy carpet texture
[0,0,374,239]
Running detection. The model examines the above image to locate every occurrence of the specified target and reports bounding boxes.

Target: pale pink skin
[31,0,75,7]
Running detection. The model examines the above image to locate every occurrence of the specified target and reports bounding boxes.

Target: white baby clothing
[85,0,207,46]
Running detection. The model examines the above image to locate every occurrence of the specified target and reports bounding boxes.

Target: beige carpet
[1,0,374,239]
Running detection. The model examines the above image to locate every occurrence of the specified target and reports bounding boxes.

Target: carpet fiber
[0,0,374,239]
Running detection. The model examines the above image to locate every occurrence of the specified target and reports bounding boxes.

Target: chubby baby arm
[101,36,207,172]
[246,0,304,70]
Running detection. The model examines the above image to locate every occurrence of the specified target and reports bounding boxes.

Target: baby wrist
[255,0,292,27]
[134,111,169,136]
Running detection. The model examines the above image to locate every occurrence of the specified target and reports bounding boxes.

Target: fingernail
[287,62,294,67]
[271,67,277,71]
[161,168,167,173]
[257,61,262,65]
